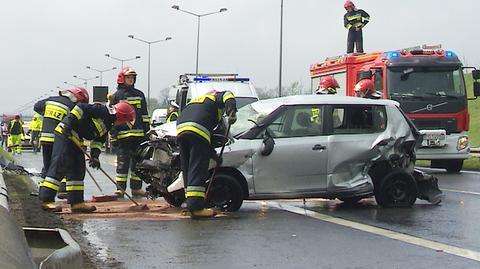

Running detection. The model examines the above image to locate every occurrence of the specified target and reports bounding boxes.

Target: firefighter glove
[89,148,101,169]
[227,114,237,125]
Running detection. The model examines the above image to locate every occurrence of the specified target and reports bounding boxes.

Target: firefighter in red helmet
[344,1,370,53]
[316,76,339,95]
[40,101,136,213]
[354,78,382,99]
[110,67,150,198]
[36,87,89,203]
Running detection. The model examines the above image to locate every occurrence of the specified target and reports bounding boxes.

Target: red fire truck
[310,45,480,173]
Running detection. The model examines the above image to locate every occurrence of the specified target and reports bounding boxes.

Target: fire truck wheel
[445,159,463,174]
[375,169,417,208]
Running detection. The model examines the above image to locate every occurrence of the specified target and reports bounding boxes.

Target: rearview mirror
[472,70,480,80]
[474,81,480,97]
[260,131,275,156]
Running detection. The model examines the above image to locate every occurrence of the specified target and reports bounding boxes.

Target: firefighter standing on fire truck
[110,67,150,198]
[39,101,136,212]
[316,76,339,95]
[344,0,370,54]
[176,90,237,218]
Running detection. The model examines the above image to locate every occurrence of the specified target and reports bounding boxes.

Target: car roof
[252,95,399,108]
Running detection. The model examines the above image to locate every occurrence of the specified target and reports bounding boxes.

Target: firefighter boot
[71,203,96,213]
[114,190,125,198]
[190,208,217,219]
[57,192,68,200]
[41,202,63,213]
[131,189,146,198]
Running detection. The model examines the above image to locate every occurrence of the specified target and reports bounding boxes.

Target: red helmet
[344,0,354,9]
[354,79,381,98]
[117,67,137,84]
[317,76,339,94]
[69,87,89,103]
[112,101,136,125]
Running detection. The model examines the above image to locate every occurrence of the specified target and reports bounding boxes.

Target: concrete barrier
[0,170,8,210]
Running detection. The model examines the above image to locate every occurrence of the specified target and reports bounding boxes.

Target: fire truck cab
[310,45,480,173]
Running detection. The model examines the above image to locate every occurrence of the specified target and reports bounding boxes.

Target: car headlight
[457,136,469,151]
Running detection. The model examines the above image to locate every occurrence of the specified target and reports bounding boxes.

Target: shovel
[205,121,231,200]
[85,167,118,203]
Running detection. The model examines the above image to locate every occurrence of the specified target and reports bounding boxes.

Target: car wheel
[207,173,243,212]
[339,197,362,205]
[162,190,185,208]
[445,159,463,174]
[375,170,417,208]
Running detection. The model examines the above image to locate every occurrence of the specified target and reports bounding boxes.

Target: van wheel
[445,159,463,173]
[375,170,417,208]
[162,190,185,207]
[207,173,243,212]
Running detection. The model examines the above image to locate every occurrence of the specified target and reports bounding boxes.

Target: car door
[252,105,329,195]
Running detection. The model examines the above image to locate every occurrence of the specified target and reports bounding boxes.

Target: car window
[266,106,324,138]
[332,105,387,134]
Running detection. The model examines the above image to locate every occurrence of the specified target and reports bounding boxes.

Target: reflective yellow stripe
[117,132,145,139]
[40,136,55,143]
[92,118,106,136]
[116,177,128,182]
[223,92,234,103]
[363,17,370,22]
[61,178,67,183]
[131,175,142,181]
[66,186,85,191]
[347,14,362,21]
[177,125,211,143]
[188,94,216,104]
[346,24,353,30]
[71,106,83,120]
[44,104,68,121]
[91,141,102,150]
[185,191,206,198]
[42,181,60,191]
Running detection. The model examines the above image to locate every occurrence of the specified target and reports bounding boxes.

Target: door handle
[312,144,326,151]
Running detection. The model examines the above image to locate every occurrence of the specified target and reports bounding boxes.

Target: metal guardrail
[471,147,480,154]
[0,168,8,210]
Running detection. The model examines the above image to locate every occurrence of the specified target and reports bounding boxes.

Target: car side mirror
[472,70,480,80]
[260,131,275,156]
[474,81,480,97]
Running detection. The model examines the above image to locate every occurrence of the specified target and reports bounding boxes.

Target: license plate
[420,130,446,148]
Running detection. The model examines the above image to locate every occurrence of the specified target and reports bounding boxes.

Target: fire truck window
[310,72,347,96]
[373,69,383,92]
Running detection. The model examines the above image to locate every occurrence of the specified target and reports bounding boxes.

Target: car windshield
[231,100,280,137]
[387,67,466,99]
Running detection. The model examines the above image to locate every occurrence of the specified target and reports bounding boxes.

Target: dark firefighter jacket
[176,91,236,144]
[110,85,150,142]
[344,9,370,30]
[9,120,24,135]
[55,103,115,150]
[166,111,179,123]
[34,95,76,144]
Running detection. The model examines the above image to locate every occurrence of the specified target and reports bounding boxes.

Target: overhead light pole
[128,35,172,103]
[279,0,284,97]
[64,81,83,88]
[171,5,227,76]
[86,66,117,86]
[72,75,99,90]
[105,53,141,69]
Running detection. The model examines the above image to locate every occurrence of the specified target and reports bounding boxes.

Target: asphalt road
[15,152,480,269]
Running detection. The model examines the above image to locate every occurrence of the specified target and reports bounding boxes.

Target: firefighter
[344,1,370,54]
[39,101,136,212]
[8,115,24,154]
[110,67,150,198]
[176,90,237,218]
[34,87,89,199]
[166,101,180,123]
[1,123,8,149]
[28,113,43,153]
[316,76,339,95]
[354,78,382,99]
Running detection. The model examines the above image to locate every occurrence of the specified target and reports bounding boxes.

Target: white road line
[442,188,480,196]
[268,202,480,262]
[416,167,480,175]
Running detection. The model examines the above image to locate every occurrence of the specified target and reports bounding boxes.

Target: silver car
[137,95,442,211]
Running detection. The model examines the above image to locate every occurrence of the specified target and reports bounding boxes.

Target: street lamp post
[72,75,99,90]
[86,66,117,86]
[104,54,141,70]
[279,0,284,97]
[64,81,83,88]
[128,35,172,104]
[171,5,227,76]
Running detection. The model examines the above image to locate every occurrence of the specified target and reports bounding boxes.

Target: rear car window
[332,105,387,134]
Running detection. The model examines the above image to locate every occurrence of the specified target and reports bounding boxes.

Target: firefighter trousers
[178,134,211,211]
[41,142,67,193]
[115,140,143,191]
[39,134,86,204]
[347,29,364,53]
[10,134,22,154]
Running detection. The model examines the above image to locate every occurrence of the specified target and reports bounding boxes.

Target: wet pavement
[15,152,480,268]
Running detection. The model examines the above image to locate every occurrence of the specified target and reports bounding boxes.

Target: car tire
[162,190,185,208]
[207,173,244,212]
[445,159,463,174]
[375,169,417,208]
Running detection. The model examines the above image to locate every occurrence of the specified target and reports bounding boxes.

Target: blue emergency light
[383,51,400,58]
[445,51,455,58]
[193,77,250,82]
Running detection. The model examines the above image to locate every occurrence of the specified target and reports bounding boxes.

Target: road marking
[416,167,480,175]
[443,188,480,196]
[268,202,480,262]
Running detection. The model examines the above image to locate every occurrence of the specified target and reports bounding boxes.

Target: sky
[1,0,479,115]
